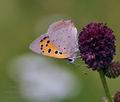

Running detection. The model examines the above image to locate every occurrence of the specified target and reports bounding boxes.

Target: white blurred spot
[8,53,81,102]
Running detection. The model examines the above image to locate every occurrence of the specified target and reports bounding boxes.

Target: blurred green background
[0,0,120,102]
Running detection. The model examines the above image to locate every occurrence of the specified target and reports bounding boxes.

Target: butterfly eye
[68,58,75,63]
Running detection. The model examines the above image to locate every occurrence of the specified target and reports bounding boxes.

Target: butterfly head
[68,58,75,63]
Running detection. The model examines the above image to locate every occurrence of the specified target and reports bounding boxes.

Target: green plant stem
[99,70,113,102]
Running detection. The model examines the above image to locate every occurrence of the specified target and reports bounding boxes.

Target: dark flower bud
[78,22,116,71]
[104,61,120,78]
[114,90,120,102]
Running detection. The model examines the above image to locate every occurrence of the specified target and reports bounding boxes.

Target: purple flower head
[114,90,120,102]
[78,22,116,70]
[105,61,120,78]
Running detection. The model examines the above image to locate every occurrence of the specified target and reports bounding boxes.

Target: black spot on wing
[40,39,43,42]
[47,40,50,43]
[40,36,49,42]
[59,52,62,54]
[41,45,43,47]
[46,44,48,46]
[48,49,51,53]
[43,36,47,40]
[41,45,43,50]
[55,51,58,54]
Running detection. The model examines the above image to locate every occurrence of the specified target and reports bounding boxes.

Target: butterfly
[29,20,79,63]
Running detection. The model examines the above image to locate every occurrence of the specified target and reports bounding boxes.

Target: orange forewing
[39,37,68,58]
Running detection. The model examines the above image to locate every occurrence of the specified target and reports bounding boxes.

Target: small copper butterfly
[29,20,79,63]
